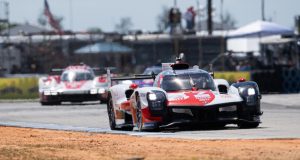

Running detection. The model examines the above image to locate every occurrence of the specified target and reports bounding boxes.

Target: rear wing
[49,68,64,75]
[50,66,116,75]
[106,68,156,87]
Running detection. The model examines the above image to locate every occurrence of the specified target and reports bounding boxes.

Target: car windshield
[61,71,94,82]
[161,73,216,92]
[143,67,162,75]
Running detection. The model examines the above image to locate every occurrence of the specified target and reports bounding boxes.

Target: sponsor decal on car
[167,90,215,106]
[64,81,86,89]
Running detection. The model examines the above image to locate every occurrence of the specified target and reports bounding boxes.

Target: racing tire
[100,98,108,104]
[107,93,116,130]
[136,95,143,132]
[123,113,134,131]
[211,123,226,129]
[100,100,106,104]
[40,101,61,106]
[238,122,259,129]
[40,101,51,106]
[54,101,61,105]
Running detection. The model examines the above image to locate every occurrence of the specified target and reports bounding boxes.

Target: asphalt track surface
[0,97,300,140]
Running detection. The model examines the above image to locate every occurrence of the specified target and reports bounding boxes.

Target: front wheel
[136,96,143,131]
[107,94,116,130]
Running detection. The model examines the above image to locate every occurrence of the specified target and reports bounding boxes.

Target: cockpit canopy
[143,66,162,75]
[160,72,216,92]
[61,71,94,82]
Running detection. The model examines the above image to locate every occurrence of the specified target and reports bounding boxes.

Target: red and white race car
[38,64,109,105]
[106,61,263,131]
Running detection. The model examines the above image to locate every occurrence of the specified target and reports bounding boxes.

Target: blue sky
[3,0,300,32]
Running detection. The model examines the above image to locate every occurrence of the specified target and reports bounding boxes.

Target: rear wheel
[238,122,259,128]
[107,94,116,130]
[53,101,61,105]
[41,101,51,106]
[40,101,61,106]
[136,96,143,131]
[212,123,226,129]
[122,113,134,131]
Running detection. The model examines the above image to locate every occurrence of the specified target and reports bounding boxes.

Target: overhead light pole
[174,0,177,7]
[69,0,73,31]
[261,0,265,21]
[207,0,213,35]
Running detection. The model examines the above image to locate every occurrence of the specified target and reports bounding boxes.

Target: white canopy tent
[227,20,294,53]
[226,20,297,68]
[227,20,294,38]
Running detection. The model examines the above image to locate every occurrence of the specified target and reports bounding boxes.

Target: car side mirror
[125,89,134,100]
[218,85,228,94]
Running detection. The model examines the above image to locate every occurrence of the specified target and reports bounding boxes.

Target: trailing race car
[106,60,262,131]
[134,65,162,87]
[39,64,109,105]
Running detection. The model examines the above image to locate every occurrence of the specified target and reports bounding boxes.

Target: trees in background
[156,6,169,32]
[114,17,133,34]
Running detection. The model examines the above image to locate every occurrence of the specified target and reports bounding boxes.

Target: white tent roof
[227,20,294,38]
[75,42,133,54]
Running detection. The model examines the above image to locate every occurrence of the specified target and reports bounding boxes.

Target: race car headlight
[90,89,98,94]
[147,91,166,112]
[148,93,157,101]
[57,89,63,93]
[44,90,51,95]
[98,88,105,94]
[239,87,256,96]
[50,91,58,95]
[247,88,255,95]
[45,81,51,86]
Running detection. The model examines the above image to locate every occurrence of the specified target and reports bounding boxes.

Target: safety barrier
[214,71,251,84]
[0,69,298,99]
[281,69,300,93]
[251,70,282,93]
[0,77,39,99]
[251,69,300,93]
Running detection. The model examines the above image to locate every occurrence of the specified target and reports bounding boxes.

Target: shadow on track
[160,124,265,133]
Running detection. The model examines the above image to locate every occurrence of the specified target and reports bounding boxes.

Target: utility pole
[69,0,73,31]
[261,0,265,21]
[207,0,213,35]
[0,1,10,73]
[220,0,224,30]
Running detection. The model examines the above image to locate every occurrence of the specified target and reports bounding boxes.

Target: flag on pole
[44,0,63,34]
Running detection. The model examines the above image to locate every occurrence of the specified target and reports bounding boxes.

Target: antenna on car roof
[171,53,189,70]
[175,53,185,63]
[209,63,214,78]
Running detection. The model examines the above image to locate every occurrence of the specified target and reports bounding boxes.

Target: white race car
[38,64,109,105]
[106,61,263,131]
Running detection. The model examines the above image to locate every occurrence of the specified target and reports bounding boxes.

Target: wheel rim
[136,98,143,131]
[107,97,116,128]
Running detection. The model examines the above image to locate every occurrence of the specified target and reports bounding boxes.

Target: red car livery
[106,63,263,131]
[38,64,109,105]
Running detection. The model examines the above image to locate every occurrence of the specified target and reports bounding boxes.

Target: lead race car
[39,64,110,105]
[106,58,263,131]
